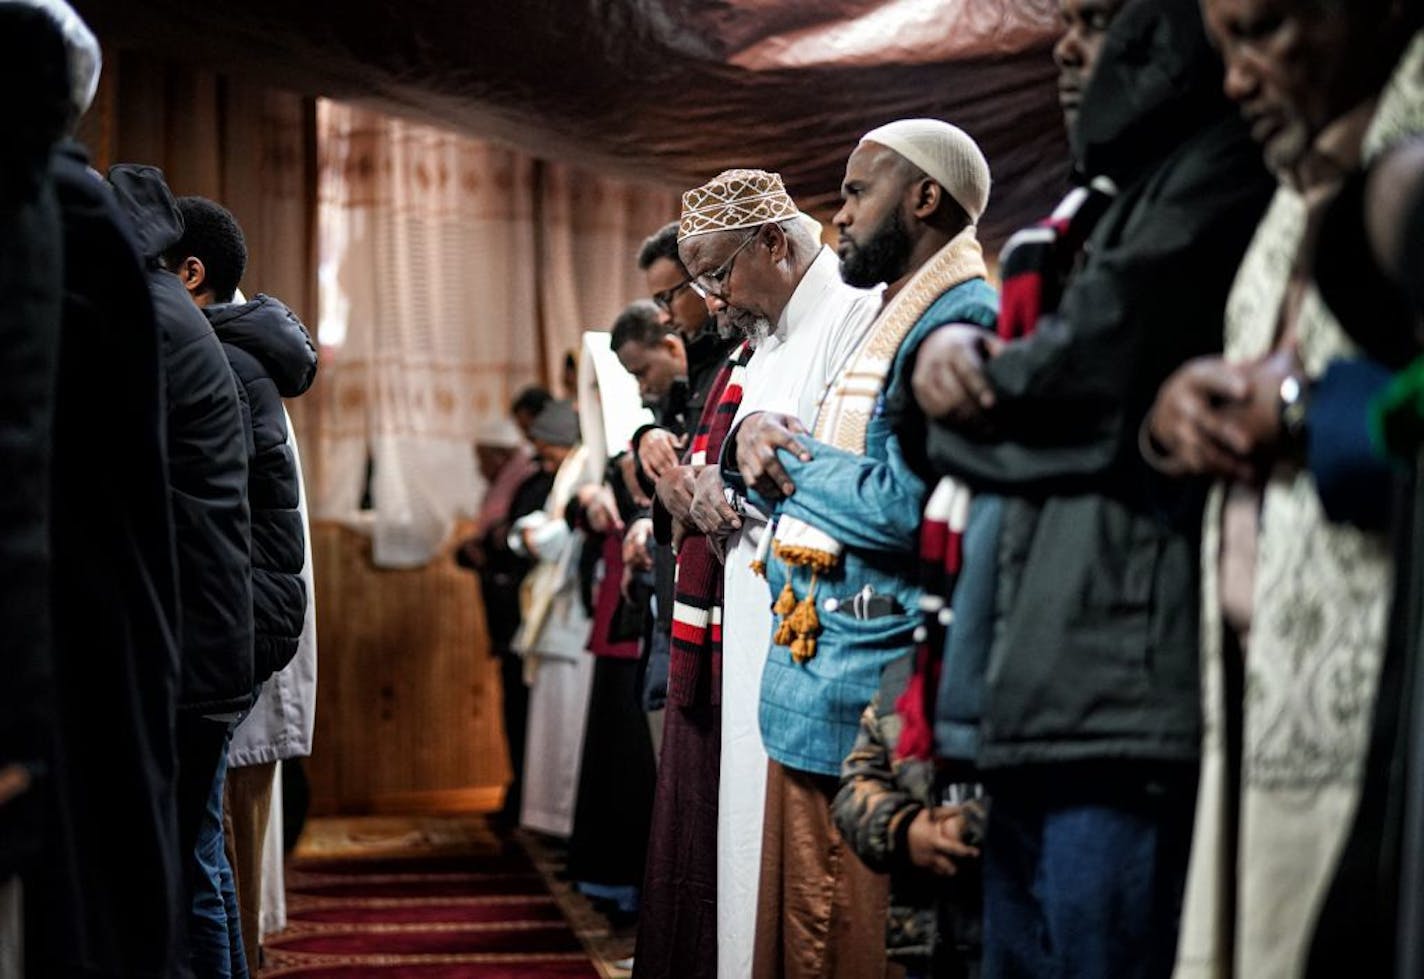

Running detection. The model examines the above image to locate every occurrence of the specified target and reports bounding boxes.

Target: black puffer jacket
[0,3,67,881]
[108,163,255,714]
[898,0,1276,768]
[35,140,184,979]
[206,295,317,683]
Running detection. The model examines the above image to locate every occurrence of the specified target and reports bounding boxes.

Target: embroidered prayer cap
[859,119,991,225]
[678,168,803,242]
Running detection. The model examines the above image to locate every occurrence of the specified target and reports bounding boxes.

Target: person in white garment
[673,170,881,978]
[509,397,595,838]
[510,336,651,839]
[226,408,318,969]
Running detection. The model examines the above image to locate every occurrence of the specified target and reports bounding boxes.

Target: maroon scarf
[667,341,754,709]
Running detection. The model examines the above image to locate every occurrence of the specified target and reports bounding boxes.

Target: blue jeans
[982,765,1195,979]
[188,725,248,979]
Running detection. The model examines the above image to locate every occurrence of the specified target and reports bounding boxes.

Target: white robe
[511,446,596,839]
[718,246,881,978]
[514,334,652,839]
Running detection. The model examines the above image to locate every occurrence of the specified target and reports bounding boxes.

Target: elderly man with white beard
[670,169,881,979]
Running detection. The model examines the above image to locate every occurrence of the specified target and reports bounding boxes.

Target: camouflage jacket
[832,657,985,967]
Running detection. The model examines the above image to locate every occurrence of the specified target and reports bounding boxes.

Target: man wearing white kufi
[670,169,882,978]
[719,120,998,976]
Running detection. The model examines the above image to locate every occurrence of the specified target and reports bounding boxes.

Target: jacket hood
[106,163,183,264]
[206,294,318,397]
[6,0,100,124]
[1071,0,1231,185]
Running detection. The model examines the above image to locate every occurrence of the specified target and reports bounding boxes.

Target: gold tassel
[751,518,776,579]
[773,581,797,617]
[772,580,796,647]
[790,635,811,663]
[787,572,822,663]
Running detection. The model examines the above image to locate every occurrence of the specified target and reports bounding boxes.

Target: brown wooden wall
[307,521,509,815]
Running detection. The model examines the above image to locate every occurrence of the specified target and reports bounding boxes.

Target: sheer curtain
[534,161,686,383]
[313,101,680,567]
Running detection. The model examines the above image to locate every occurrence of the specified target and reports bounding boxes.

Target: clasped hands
[1147,350,1301,481]
[911,324,1004,429]
[636,427,687,483]
[906,803,981,877]
[656,464,742,551]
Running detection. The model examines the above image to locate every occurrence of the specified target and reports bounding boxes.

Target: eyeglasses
[688,229,760,301]
[652,278,694,312]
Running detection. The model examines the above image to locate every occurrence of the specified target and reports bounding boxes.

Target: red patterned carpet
[262,820,601,978]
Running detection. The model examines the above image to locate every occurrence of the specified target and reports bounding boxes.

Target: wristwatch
[1278,372,1309,450]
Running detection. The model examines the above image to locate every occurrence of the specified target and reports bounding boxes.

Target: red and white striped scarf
[667,341,754,709]
[894,179,1116,760]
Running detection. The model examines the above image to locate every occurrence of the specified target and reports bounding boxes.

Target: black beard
[840,207,912,288]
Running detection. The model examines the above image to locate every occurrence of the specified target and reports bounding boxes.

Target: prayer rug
[262,817,600,978]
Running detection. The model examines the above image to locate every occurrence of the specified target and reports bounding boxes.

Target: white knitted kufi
[474,417,525,450]
[859,119,991,224]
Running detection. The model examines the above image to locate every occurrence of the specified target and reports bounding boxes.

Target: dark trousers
[981,765,1195,979]
[567,656,656,887]
[497,650,529,823]
[175,714,246,978]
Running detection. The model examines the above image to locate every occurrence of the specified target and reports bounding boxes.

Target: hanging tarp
[76,0,1068,244]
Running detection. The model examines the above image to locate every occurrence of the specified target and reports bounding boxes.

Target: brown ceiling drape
[75,0,1071,248]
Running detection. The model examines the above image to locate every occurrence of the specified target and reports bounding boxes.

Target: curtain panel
[79,54,682,568]
[314,101,680,566]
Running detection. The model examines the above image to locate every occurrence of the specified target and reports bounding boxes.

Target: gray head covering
[3,0,101,127]
[528,399,580,447]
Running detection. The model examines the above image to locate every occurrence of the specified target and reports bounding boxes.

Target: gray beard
[719,306,773,343]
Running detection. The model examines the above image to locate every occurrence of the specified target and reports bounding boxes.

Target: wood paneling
[307,520,509,814]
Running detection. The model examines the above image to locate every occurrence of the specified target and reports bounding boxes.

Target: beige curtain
[313,101,680,567]
[534,161,685,383]
[78,59,679,567]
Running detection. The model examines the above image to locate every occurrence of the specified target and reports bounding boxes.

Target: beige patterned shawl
[1175,33,1424,979]
[754,228,987,663]
[767,228,988,572]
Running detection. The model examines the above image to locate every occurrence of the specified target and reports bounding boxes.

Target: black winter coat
[897,0,1276,768]
[108,163,256,714]
[0,2,67,881]
[206,295,317,684]
[28,142,185,979]
[464,467,556,652]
